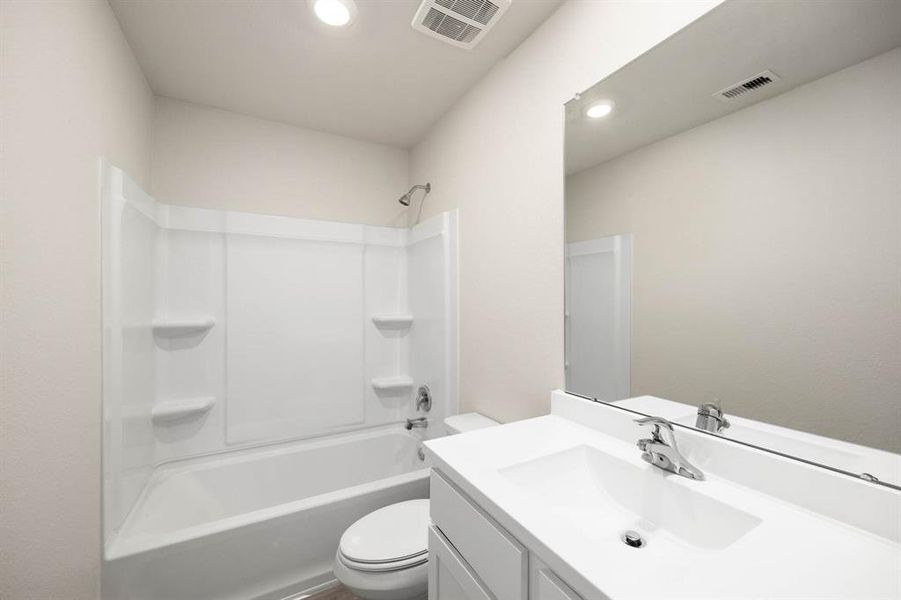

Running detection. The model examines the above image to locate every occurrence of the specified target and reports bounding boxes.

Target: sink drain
[622,530,645,548]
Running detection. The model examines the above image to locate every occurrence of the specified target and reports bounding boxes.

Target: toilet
[333,413,498,600]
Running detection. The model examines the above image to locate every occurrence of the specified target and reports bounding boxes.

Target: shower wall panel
[153,228,226,462]
[226,236,365,444]
[408,213,458,424]
[102,165,159,544]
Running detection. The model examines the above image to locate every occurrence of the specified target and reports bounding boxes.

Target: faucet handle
[416,385,432,412]
[698,399,723,418]
[634,416,674,431]
[634,416,676,445]
[697,400,730,432]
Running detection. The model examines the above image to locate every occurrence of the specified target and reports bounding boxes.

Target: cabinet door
[532,568,583,600]
[428,525,494,600]
[431,470,527,600]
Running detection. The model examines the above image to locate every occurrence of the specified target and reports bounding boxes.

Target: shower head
[398,183,431,206]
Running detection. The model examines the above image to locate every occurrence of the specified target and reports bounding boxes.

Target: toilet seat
[338,499,429,573]
[338,550,427,573]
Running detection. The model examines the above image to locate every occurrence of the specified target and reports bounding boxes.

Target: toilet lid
[339,499,429,565]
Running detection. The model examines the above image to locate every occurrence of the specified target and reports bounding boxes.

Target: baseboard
[279,577,339,600]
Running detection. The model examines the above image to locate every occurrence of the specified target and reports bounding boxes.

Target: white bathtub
[103,426,431,600]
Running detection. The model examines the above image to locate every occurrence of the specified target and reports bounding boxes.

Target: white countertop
[425,408,901,600]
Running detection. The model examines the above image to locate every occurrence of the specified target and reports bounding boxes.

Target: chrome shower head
[398,183,431,206]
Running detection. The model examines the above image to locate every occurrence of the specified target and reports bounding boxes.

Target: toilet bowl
[332,413,498,599]
[333,499,430,600]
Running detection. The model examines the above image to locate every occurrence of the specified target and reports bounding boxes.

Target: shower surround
[100,164,457,598]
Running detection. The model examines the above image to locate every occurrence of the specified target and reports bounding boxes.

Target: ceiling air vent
[412,0,512,50]
[714,70,781,101]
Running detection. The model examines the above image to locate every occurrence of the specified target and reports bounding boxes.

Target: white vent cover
[412,0,512,50]
[714,70,781,101]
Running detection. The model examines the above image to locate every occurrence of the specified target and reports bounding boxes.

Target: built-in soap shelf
[371,314,414,329]
[152,317,216,337]
[152,396,216,424]
[371,376,414,392]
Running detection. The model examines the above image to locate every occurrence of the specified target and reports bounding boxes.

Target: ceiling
[565,0,901,174]
[110,0,562,148]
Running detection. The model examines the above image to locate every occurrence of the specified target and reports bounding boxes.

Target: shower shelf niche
[152,397,216,424]
[152,317,216,337]
[371,314,414,329]
[371,376,415,392]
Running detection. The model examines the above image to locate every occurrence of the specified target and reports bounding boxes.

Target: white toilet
[333,413,498,600]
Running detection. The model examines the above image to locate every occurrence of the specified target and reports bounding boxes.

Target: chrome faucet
[696,400,729,434]
[635,416,705,480]
[416,385,432,412]
[405,417,428,430]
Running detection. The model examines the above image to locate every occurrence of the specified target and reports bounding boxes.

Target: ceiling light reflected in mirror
[586,102,614,119]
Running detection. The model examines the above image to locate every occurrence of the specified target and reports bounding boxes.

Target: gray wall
[566,48,901,452]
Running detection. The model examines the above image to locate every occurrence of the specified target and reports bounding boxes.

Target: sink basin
[499,445,761,551]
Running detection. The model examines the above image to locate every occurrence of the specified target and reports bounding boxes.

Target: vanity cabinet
[429,470,585,600]
[428,525,493,600]
[530,560,583,600]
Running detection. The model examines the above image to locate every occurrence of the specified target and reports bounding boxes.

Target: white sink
[424,393,901,599]
[499,444,761,551]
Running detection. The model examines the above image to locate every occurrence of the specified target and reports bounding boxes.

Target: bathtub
[103,425,431,600]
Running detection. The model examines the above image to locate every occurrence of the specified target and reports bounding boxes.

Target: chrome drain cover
[622,530,645,548]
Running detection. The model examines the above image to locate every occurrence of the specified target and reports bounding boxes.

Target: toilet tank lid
[444,412,499,433]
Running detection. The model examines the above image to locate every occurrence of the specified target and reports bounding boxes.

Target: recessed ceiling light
[312,0,355,27]
[586,102,614,119]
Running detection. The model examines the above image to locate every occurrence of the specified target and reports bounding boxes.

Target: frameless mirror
[564,0,901,488]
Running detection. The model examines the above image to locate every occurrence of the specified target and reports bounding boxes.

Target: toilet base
[332,552,428,600]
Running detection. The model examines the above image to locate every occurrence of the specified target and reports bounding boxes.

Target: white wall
[152,97,410,226]
[566,48,901,451]
[0,2,154,598]
[410,1,721,422]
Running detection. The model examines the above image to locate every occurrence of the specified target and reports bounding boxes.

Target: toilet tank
[444,413,499,435]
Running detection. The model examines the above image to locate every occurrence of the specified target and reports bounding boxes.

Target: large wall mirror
[564,0,900,488]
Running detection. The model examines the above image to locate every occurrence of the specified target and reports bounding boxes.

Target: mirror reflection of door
[565,234,631,402]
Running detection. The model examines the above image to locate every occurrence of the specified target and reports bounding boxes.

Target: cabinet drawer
[428,525,492,600]
[430,470,527,600]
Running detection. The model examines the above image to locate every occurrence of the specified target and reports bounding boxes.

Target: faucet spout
[405,417,428,431]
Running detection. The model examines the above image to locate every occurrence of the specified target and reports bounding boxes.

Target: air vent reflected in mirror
[714,70,781,101]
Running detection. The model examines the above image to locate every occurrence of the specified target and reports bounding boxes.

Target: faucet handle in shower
[416,385,432,412]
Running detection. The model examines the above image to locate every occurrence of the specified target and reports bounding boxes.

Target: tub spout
[405,417,428,430]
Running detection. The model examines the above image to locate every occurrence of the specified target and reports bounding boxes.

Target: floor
[306,584,361,600]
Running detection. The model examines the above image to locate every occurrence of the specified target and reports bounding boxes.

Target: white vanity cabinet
[530,559,583,600]
[429,470,585,600]
[428,525,493,600]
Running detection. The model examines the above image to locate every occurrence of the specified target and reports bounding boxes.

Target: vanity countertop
[424,401,901,600]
